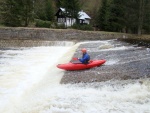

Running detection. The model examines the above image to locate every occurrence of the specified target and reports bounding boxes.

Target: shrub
[72,24,93,31]
[35,19,52,28]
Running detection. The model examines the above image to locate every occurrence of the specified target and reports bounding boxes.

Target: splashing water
[0,41,150,113]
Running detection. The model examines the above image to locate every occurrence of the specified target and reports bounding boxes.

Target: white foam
[0,46,71,112]
[11,79,150,113]
[99,46,134,51]
[0,41,150,113]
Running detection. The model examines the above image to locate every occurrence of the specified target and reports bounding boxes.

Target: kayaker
[78,48,90,64]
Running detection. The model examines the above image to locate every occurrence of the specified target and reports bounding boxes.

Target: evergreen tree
[55,0,62,8]
[109,0,126,32]
[143,0,150,33]
[96,0,150,34]
[34,0,47,20]
[124,0,150,34]
[123,0,137,33]
[137,0,150,35]
[97,0,112,31]
[0,0,4,23]
[1,0,22,26]
[34,0,54,21]
[1,0,34,27]
[21,0,34,26]
[45,0,54,21]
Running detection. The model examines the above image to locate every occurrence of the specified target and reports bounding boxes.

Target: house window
[80,20,82,23]
[58,18,60,23]
[58,18,65,23]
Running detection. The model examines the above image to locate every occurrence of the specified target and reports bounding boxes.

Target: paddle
[72,57,78,60]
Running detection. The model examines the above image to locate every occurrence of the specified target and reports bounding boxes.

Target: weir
[0,41,78,113]
[0,40,75,47]
[0,40,150,113]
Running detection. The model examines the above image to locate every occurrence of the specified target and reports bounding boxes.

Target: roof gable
[78,11,91,20]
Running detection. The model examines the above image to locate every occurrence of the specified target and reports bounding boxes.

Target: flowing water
[0,40,150,113]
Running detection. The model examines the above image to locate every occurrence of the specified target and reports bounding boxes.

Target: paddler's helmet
[81,48,87,53]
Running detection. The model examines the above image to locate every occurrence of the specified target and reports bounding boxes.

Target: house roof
[60,7,65,12]
[59,7,91,20]
[78,11,91,20]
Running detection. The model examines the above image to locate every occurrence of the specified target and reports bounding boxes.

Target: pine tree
[97,0,112,31]
[109,0,126,32]
[143,0,150,33]
[124,0,150,34]
[1,0,34,27]
[34,0,54,21]
[1,0,22,26]
[137,0,150,35]
[21,0,34,26]
[45,0,54,21]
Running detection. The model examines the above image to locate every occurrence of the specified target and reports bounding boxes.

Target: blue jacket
[79,53,90,64]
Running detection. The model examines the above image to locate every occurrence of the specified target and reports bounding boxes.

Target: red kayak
[57,60,106,71]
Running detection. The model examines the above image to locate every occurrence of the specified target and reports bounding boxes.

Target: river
[0,40,150,113]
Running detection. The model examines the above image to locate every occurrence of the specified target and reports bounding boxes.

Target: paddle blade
[72,57,78,60]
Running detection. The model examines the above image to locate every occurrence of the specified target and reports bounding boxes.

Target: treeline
[0,0,55,27]
[0,0,150,34]
[96,0,150,34]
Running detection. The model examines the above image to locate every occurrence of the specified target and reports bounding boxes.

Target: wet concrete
[61,40,150,84]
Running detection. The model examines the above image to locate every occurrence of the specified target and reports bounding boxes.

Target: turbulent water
[0,40,150,113]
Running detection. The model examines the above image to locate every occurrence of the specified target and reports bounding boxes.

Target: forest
[0,0,150,35]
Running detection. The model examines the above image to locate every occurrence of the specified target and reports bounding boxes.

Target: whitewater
[0,41,150,113]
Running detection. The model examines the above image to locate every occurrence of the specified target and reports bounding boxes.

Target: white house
[55,7,91,27]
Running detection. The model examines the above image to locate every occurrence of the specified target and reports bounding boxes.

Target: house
[55,7,91,27]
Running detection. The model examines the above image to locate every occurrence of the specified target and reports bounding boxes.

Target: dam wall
[0,27,128,41]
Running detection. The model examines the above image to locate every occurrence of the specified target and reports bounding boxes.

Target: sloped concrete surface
[61,40,150,84]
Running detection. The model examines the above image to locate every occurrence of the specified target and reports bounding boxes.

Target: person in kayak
[78,48,90,64]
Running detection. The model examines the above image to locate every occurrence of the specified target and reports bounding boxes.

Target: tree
[124,0,150,34]
[61,0,81,25]
[123,0,137,33]
[21,0,34,26]
[137,0,145,35]
[96,0,112,31]
[137,0,150,35]
[96,0,150,34]
[1,0,34,27]
[109,0,126,32]
[34,0,54,21]
[55,0,62,8]
[143,0,150,34]
[1,0,22,26]
[45,0,54,21]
